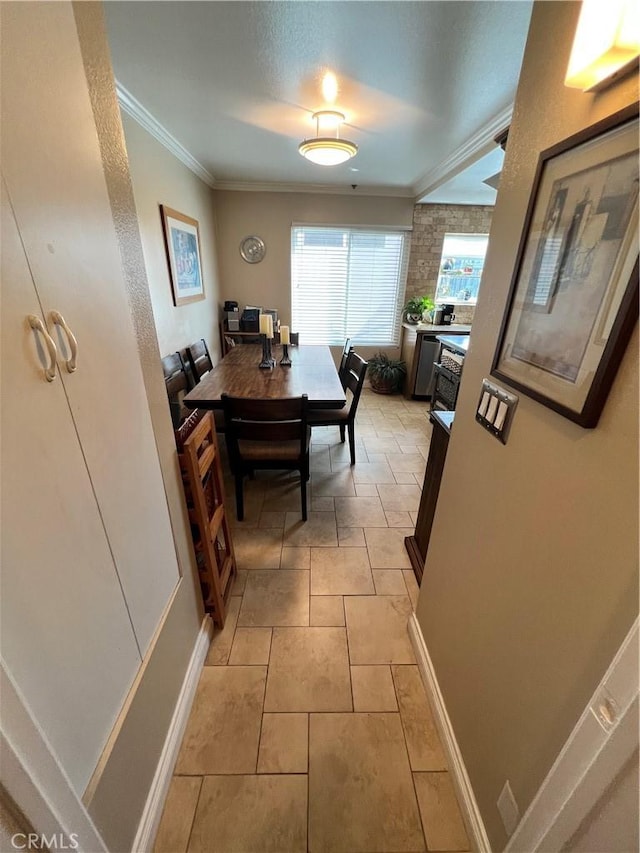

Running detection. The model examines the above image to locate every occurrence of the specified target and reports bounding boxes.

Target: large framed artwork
[160,205,205,306]
[492,105,639,428]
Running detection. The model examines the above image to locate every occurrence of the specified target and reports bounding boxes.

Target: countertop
[436,335,470,356]
[430,410,455,435]
[402,322,472,334]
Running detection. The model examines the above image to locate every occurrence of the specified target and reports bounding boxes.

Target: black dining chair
[161,352,192,429]
[338,338,353,389]
[308,351,368,465]
[221,394,310,521]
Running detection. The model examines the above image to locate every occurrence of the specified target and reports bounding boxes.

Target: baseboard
[408,613,491,852]
[132,615,213,852]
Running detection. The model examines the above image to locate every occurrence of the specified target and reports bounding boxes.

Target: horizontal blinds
[291,226,409,346]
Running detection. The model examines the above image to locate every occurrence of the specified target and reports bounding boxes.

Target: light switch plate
[476,379,518,443]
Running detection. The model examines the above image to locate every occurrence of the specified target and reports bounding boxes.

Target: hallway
[154,390,470,852]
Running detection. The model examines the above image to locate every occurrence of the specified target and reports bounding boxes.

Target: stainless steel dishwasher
[414,334,440,396]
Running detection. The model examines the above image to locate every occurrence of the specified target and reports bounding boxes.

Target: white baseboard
[408,613,491,852]
[132,615,213,853]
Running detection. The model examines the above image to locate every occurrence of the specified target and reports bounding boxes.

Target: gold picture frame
[160,205,205,306]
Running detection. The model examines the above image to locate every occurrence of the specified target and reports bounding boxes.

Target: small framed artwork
[160,205,205,306]
[492,105,639,427]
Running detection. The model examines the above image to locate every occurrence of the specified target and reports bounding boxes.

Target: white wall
[415,2,639,849]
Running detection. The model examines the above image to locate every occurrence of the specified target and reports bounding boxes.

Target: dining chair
[186,338,213,383]
[308,351,368,465]
[186,338,225,432]
[221,394,310,522]
[338,337,353,389]
[161,351,191,428]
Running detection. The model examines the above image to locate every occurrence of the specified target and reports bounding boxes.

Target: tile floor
[155,389,470,853]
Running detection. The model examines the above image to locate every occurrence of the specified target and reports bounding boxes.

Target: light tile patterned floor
[155,389,470,853]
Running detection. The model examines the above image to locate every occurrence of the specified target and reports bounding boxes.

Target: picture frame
[492,105,639,428]
[160,205,205,306]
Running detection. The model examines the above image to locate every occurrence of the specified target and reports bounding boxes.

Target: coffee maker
[441,304,456,325]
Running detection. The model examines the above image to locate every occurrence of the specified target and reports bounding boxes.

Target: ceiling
[104,1,533,203]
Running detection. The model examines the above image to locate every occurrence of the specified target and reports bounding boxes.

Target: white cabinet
[0,3,180,794]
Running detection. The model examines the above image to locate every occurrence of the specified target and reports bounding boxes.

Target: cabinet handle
[27,315,57,382]
[49,310,78,373]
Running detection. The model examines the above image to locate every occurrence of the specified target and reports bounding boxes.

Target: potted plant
[368,352,407,394]
[403,295,435,324]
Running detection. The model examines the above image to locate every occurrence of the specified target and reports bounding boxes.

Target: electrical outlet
[497,780,520,837]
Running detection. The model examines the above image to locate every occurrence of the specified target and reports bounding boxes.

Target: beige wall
[214,190,414,360]
[405,203,493,325]
[122,114,222,361]
[74,5,204,850]
[565,751,639,853]
[415,3,639,850]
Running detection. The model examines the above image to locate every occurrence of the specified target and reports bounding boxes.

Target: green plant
[403,295,435,320]
[368,351,407,394]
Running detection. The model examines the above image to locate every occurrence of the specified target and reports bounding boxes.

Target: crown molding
[115,81,216,188]
[413,103,513,201]
[213,180,415,198]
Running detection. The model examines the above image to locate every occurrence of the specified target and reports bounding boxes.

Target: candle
[280,325,290,345]
[259,314,270,335]
[266,315,274,339]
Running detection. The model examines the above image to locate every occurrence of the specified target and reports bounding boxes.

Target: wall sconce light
[565,0,640,91]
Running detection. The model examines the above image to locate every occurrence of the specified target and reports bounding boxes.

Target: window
[291,225,410,346]
[435,233,489,305]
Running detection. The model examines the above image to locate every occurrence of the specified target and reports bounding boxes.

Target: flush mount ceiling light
[298,110,358,166]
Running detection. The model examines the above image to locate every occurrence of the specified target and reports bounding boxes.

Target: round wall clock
[240,235,266,264]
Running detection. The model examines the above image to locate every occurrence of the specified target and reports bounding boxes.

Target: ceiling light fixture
[298,110,358,166]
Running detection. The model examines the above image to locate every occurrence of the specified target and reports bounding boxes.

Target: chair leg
[339,424,346,443]
[348,421,356,465]
[235,473,244,521]
[300,470,308,521]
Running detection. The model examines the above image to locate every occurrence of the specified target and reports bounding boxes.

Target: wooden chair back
[222,395,308,456]
[338,338,353,388]
[343,351,368,420]
[162,351,191,428]
[186,338,213,384]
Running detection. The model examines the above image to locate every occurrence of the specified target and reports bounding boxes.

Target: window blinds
[291,226,410,346]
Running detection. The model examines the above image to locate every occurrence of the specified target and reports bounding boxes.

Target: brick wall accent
[406,204,493,324]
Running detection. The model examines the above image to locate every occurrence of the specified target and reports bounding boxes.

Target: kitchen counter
[402,322,472,334]
[436,335,470,356]
[401,323,471,399]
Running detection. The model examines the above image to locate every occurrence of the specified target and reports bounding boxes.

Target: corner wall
[414,2,639,849]
[73,5,205,850]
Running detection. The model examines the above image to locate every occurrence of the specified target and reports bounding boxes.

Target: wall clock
[240,235,266,264]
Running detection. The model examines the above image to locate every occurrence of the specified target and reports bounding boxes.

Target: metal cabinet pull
[27,315,58,382]
[49,310,78,373]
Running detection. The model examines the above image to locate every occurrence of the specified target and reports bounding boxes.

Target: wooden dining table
[183,344,346,411]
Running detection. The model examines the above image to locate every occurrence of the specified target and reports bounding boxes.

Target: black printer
[240,307,261,333]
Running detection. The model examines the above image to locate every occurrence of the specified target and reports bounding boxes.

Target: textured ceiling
[104,1,532,199]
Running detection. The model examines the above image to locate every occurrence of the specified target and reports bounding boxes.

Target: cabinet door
[1,2,179,653]
[1,180,141,795]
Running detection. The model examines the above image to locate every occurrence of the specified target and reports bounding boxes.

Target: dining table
[182,343,346,411]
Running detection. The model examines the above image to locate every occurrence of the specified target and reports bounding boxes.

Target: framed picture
[160,205,205,306]
[492,105,639,427]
